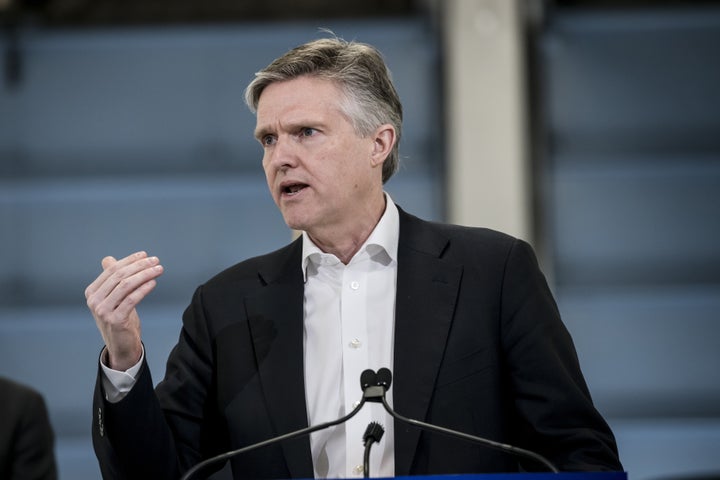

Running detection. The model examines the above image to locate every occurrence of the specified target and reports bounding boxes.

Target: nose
[265,136,298,171]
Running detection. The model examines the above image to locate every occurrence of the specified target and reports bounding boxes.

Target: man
[86,37,622,479]
[0,377,58,480]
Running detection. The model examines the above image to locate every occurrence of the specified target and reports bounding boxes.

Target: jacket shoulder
[198,238,302,294]
[398,207,522,260]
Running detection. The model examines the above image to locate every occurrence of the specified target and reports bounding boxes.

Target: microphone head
[360,369,377,390]
[376,368,392,390]
[363,421,385,445]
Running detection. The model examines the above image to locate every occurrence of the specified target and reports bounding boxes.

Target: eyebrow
[253,126,271,142]
[254,118,328,142]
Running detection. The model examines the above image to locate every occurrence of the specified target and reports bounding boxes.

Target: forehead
[257,76,345,114]
[254,76,353,139]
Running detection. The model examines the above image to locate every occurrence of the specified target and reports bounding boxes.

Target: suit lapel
[393,209,463,476]
[243,240,314,479]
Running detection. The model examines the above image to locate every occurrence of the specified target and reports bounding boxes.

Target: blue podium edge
[302,473,627,480]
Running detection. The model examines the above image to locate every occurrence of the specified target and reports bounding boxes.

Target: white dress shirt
[101,194,399,478]
[302,194,398,478]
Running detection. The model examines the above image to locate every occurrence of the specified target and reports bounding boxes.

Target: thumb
[101,256,117,270]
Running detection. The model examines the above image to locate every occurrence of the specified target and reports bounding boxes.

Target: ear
[370,124,396,168]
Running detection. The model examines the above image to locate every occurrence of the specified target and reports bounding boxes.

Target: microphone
[372,367,560,473]
[180,372,377,480]
[361,369,377,390]
[362,422,385,478]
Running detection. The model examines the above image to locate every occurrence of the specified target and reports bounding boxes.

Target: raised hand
[85,251,164,371]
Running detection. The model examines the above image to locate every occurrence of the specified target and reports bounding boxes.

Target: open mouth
[282,183,308,195]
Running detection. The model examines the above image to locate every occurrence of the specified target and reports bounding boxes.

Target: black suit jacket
[0,377,57,480]
[93,208,622,479]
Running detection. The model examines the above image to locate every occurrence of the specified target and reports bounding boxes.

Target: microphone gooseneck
[180,384,372,480]
[372,368,560,474]
[362,422,385,478]
[181,369,388,480]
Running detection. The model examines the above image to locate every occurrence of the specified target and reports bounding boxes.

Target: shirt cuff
[99,346,144,403]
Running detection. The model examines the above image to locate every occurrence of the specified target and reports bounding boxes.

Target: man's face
[255,76,385,237]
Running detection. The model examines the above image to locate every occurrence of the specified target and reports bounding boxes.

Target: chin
[281,209,320,235]
[282,217,306,233]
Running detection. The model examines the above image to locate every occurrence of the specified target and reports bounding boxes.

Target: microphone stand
[180,397,368,480]
[369,368,560,474]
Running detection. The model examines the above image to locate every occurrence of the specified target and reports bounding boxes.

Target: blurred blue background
[1,0,719,479]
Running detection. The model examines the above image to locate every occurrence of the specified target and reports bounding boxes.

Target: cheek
[263,166,276,196]
[261,153,271,173]
[262,154,273,177]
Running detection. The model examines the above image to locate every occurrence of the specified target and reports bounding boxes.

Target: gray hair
[244,37,403,183]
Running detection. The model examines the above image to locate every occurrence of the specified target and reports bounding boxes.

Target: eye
[300,127,317,138]
[262,135,276,146]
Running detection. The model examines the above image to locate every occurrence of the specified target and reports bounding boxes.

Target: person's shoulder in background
[0,376,58,480]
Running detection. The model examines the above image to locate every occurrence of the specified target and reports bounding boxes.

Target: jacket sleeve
[91,285,227,479]
[500,238,623,471]
[92,355,180,480]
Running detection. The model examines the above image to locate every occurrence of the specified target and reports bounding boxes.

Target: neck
[308,194,387,264]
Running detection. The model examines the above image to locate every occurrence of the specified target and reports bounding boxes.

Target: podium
[316,474,627,480]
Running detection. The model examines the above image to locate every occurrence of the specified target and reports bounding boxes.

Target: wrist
[106,344,142,372]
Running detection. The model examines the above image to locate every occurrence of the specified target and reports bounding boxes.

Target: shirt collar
[301,193,399,281]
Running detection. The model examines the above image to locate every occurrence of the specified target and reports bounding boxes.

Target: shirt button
[349,338,362,349]
[350,280,360,290]
[351,400,361,410]
[353,464,364,475]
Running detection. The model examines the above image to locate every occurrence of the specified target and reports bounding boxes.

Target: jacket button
[98,407,105,437]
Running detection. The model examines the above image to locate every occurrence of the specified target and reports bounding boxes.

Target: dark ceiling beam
[1,0,420,26]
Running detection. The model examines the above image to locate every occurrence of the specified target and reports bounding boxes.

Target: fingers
[85,251,161,302]
[112,274,159,321]
[85,251,164,324]
[84,256,118,300]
